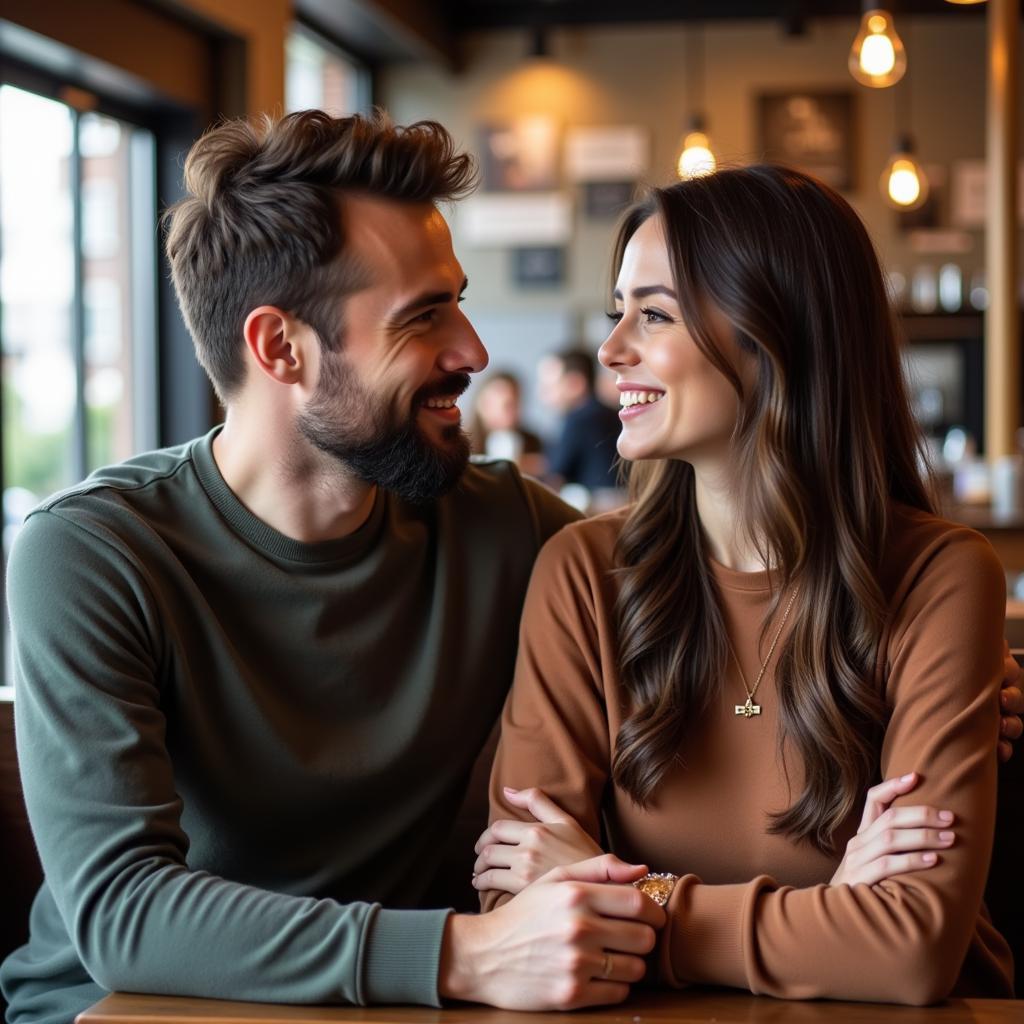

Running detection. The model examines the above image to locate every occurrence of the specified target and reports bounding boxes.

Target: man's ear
[243,306,313,385]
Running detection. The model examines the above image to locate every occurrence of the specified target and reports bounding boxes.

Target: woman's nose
[598,321,639,370]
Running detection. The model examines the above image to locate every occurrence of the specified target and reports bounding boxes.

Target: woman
[474,166,1015,1003]
[468,369,545,476]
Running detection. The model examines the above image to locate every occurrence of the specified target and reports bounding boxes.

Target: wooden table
[77,991,1024,1024]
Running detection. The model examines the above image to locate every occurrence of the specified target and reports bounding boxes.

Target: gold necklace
[728,587,798,719]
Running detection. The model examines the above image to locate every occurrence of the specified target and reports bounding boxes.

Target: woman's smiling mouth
[618,387,665,419]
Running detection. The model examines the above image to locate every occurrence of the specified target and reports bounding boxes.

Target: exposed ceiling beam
[296,0,459,68]
[449,0,1003,31]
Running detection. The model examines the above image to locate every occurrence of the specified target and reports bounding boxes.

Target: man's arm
[10,510,446,1006]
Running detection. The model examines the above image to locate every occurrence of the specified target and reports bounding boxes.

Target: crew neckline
[706,555,775,593]
[191,426,386,564]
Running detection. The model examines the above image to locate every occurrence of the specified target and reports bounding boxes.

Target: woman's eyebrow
[612,285,678,301]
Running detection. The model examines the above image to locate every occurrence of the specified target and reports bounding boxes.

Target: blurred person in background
[538,347,621,496]
[469,370,545,477]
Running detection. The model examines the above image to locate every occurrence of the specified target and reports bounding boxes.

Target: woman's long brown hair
[610,166,933,853]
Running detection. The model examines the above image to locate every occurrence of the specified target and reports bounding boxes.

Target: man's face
[537,357,585,414]
[297,195,487,504]
[537,356,568,413]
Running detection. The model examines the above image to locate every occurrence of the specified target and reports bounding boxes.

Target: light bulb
[887,160,922,205]
[849,9,906,87]
[881,141,929,211]
[677,131,716,179]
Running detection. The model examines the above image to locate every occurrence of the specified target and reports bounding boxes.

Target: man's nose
[440,310,488,374]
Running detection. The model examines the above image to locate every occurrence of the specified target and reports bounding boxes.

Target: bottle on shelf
[910,265,938,313]
[938,263,962,313]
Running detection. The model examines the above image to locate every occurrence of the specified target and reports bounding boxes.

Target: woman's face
[599,215,748,465]
[477,379,520,431]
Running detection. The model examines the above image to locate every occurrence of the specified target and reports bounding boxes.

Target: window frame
[287,18,375,117]
[0,59,171,695]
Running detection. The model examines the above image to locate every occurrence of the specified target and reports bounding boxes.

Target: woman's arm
[479,526,613,913]
[475,771,952,898]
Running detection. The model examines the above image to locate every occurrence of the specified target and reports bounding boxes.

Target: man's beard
[296,352,471,505]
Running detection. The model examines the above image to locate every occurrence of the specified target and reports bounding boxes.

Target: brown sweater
[483,505,1014,1004]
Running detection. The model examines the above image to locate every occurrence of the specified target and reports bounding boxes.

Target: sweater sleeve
[480,526,611,913]
[657,529,1009,1005]
[8,510,448,1006]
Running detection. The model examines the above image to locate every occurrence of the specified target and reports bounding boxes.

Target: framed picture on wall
[583,181,636,218]
[565,126,649,183]
[756,91,856,191]
[512,246,565,288]
[479,116,560,192]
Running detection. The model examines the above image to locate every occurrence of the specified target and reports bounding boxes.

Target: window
[286,25,371,117]
[0,83,159,693]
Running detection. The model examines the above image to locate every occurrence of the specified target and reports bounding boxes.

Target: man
[0,111,662,1022]
[538,348,622,493]
[2,111,1019,1022]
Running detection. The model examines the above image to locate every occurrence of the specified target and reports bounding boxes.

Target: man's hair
[554,348,597,392]
[163,109,477,400]
[484,370,522,396]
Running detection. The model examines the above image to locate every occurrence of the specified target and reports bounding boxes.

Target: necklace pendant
[735,697,761,718]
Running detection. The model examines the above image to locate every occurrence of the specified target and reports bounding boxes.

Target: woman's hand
[472,787,604,896]
[830,772,954,887]
[998,644,1023,762]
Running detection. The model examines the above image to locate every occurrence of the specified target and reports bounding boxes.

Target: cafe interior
[0,0,1022,1020]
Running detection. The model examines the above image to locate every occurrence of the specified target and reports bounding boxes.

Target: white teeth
[425,398,457,409]
[619,390,664,408]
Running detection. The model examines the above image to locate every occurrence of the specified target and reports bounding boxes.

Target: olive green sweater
[1,429,577,1023]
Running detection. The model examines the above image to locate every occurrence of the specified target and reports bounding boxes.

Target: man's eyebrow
[390,277,469,322]
[612,284,678,301]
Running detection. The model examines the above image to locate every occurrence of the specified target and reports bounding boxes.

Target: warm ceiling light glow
[887,160,922,206]
[677,131,716,179]
[881,142,929,210]
[944,1,987,5]
[849,8,907,87]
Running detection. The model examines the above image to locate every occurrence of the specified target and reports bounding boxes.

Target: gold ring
[601,953,613,979]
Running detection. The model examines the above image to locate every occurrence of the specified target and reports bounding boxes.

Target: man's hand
[999,643,1023,762]
[472,787,603,896]
[439,854,665,1010]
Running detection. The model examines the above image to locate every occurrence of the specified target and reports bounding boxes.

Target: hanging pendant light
[849,7,907,87]
[678,116,716,179]
[527,23,550,60]
[677,26,716,180]
[881,135,929,210]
